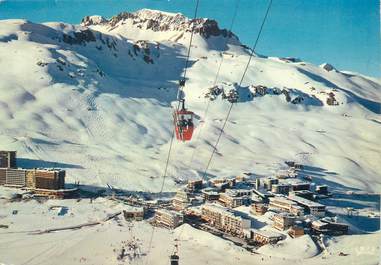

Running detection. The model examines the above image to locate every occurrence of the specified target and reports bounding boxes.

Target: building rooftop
[251,229,283,238]
[225,189,251,197]
[252,188,274,197]
[290,190,314,194]
[202,203,248,220]
[270,196,298,205]
[156,208,182,216]
[279,178,310,186]
[312,220,328,228]
[203,203,231,214]
[274,212,296,218]
[201,188,219,195]
[272,183,291,187]
[288,195,325,208]
[124,206,144,213]
[188,179,202,183]
[210,178,228,183]
[29,168,65,172]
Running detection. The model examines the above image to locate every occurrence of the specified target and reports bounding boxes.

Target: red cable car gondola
[174,99,194,141]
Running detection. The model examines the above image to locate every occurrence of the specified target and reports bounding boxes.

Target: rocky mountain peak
[81,9,235,39]
[81,15,107,27]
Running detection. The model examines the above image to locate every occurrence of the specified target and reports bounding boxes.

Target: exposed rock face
[279,57,301,63]
[326,92,339,105]
[282,89,291,102]
[62,29,96,45]
[81,9,236,39]
[320,63,336,72]
[132,40,156,64]
[291,96,304,104]
[81,15,107,27]
[226,89,239,103]
[205,85,225,100]
[252,85,268,96]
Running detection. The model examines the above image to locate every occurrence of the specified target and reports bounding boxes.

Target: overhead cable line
[172,1,243,252]
[145,1,201,264]
[201,0,273,180]
[158,0,201,195]
[187,0,241,170]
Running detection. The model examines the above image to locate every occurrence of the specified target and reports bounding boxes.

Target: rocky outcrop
[291,96,304,104]
[326,92,339,105]
[81,15,107,27]
[205,84,298,104]
[205,85,225,100]
[320,63,336,72]
[226,89,239,103]
[252,85,268,96]
[62,29,96,45]
[279,57,301,63]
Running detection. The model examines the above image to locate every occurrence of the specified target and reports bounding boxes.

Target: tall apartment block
[0,151,16,168]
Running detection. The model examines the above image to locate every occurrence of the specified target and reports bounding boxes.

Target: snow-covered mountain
[0,9,380,193]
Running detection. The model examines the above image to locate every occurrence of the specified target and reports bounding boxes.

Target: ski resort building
[0,168,26,187]
[272,213,296,231]
[187,179,203,192]
[123,207,144,221]
[250,229,284,245]
[0,167,66,193]
[271,184,290,194]
[218,193,246,208]
[0,151,16,168]
[235,175,247,182]
[226,189,252,197]
[202,188,220,202]
[201,203,251,237]
[316,185,329,195]
[263,178,279,190]
[155,209,183,229]
[289,226,305,238]
[250,202,268,215]
[219,189,251,208]
[26,169,65,190]
[252,187,274,201]
[269,197,304,216]
[0,168,4,186]
[289,181,311,191]
[288,195,326,217]
[311,219,349,235]
[260,175,311,195]
[289,190,315,200]
[172,189,190,211]
[0,151,66,191]
[209,178,236,191]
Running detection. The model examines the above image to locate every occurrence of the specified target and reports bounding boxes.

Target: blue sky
[0,0,380,77]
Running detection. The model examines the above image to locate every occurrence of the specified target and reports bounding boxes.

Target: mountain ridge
[81,9,237,40]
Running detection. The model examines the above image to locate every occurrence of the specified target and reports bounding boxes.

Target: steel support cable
[201,0,273,180]
[181,0,201,84]
[187,0,241,170]
[170,1,242,255]
[145,1,201,264]
[158,0,201,195]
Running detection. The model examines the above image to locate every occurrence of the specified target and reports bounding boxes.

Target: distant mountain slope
[0,9,380,192]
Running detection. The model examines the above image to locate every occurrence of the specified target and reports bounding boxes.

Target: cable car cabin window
[175,113,193,126]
